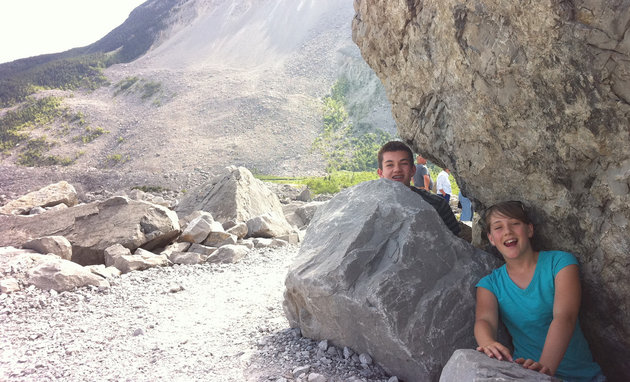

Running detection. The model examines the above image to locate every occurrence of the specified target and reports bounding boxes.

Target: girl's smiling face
[487,212,534,259]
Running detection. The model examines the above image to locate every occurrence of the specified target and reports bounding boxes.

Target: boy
[377,141,460,236]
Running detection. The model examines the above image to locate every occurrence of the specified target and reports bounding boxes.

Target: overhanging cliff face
[352,1,629,380]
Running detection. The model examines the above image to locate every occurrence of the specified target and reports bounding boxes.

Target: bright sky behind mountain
[0,0,146,64]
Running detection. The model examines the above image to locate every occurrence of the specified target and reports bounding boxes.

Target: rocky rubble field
[0,245,394,382]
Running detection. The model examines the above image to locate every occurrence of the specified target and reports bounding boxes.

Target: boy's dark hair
[481,200,532,236]
[377,141,414,169]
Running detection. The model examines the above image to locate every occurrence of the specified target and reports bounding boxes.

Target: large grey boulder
[283,179,501,382]
[352,2,629,378]
[0,196,180,265]
[27,258,110,292]
[175,166,290,225]
[439,349,556,382]
[0,181,78,215]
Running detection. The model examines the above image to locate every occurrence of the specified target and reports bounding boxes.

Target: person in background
[377,141,460,236]
[458,191,473,222]
[413,154,433,192]
[436,168,452,202]
[475,201,604,381]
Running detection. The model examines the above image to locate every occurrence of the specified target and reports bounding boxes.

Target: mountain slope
[0,0,395,197]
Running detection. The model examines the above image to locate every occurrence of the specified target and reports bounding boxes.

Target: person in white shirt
[436,169,452,203]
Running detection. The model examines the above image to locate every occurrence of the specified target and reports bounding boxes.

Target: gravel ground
[0,245,392,382]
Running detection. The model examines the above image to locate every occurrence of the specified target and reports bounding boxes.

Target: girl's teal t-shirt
[477,250,601,381]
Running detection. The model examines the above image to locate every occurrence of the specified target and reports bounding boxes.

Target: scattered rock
[226,222,248,239]
[187,243,217,256]
[104,244,168,273]
[0,181,78,216]
[247,213,294,238]
[169,251,208,265]
[203,231,237,247]
[179,216,214,243]
[27,258,110,292]
[0,196,181,265]
[85,264,122,280]
[0,278,20,293]
[22,236,72,260]
[207,244,249,264]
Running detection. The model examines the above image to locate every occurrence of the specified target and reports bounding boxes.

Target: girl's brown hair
[482,200,532,236]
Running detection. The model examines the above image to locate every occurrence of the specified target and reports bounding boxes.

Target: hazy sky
[0,0,147,64]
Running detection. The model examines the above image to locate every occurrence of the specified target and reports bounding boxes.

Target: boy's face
[378,150,416,186]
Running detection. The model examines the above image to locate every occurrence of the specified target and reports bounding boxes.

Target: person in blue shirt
[474,201,604,381]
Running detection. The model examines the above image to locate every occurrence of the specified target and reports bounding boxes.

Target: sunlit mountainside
[0,0,395,196]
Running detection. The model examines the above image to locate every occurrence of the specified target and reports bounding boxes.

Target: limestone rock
[22,236,72,260]
[297,188,312,202]
[179,216,214,243]
[0,247,57,270]
[28,206,46,215]
[439,349,555,382]
[0,278,20,293]
[283,179,501,382]
[277,232,299,245]
[128,189,172,208]
[203,231,237,247]
[187,243,217,256]
[169,251,208,265]
[27,258,110,292]
[0,181,78,215]
[104,244,168,273]
[179,210,215,230]
[269,238,289,248]
[0,196,180,265]
[252,238,273,248]
[160,242,191,257]
[295,201,326,226]
[226,222,248,239]
[207,244,249,264]
[239,239,255,249]
[85,265,121,280]
[283,202,306,229]
[246,213,294,238]
[175,166,289,224]
[352,2,630,378]
[265,182,311,203]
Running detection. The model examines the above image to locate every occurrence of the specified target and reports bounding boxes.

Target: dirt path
[0,245,392,382]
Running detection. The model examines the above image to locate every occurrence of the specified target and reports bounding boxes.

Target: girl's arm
[474,287,513,362]
[517,264,581,375]
[540,264,581,374]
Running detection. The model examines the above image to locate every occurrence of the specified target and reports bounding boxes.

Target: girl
[474,201,604,381]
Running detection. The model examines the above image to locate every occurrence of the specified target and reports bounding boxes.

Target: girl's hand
[515,358,553,375]
[476,342,513,362]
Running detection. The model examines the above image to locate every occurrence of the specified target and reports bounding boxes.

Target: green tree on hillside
[313,79,393,172]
